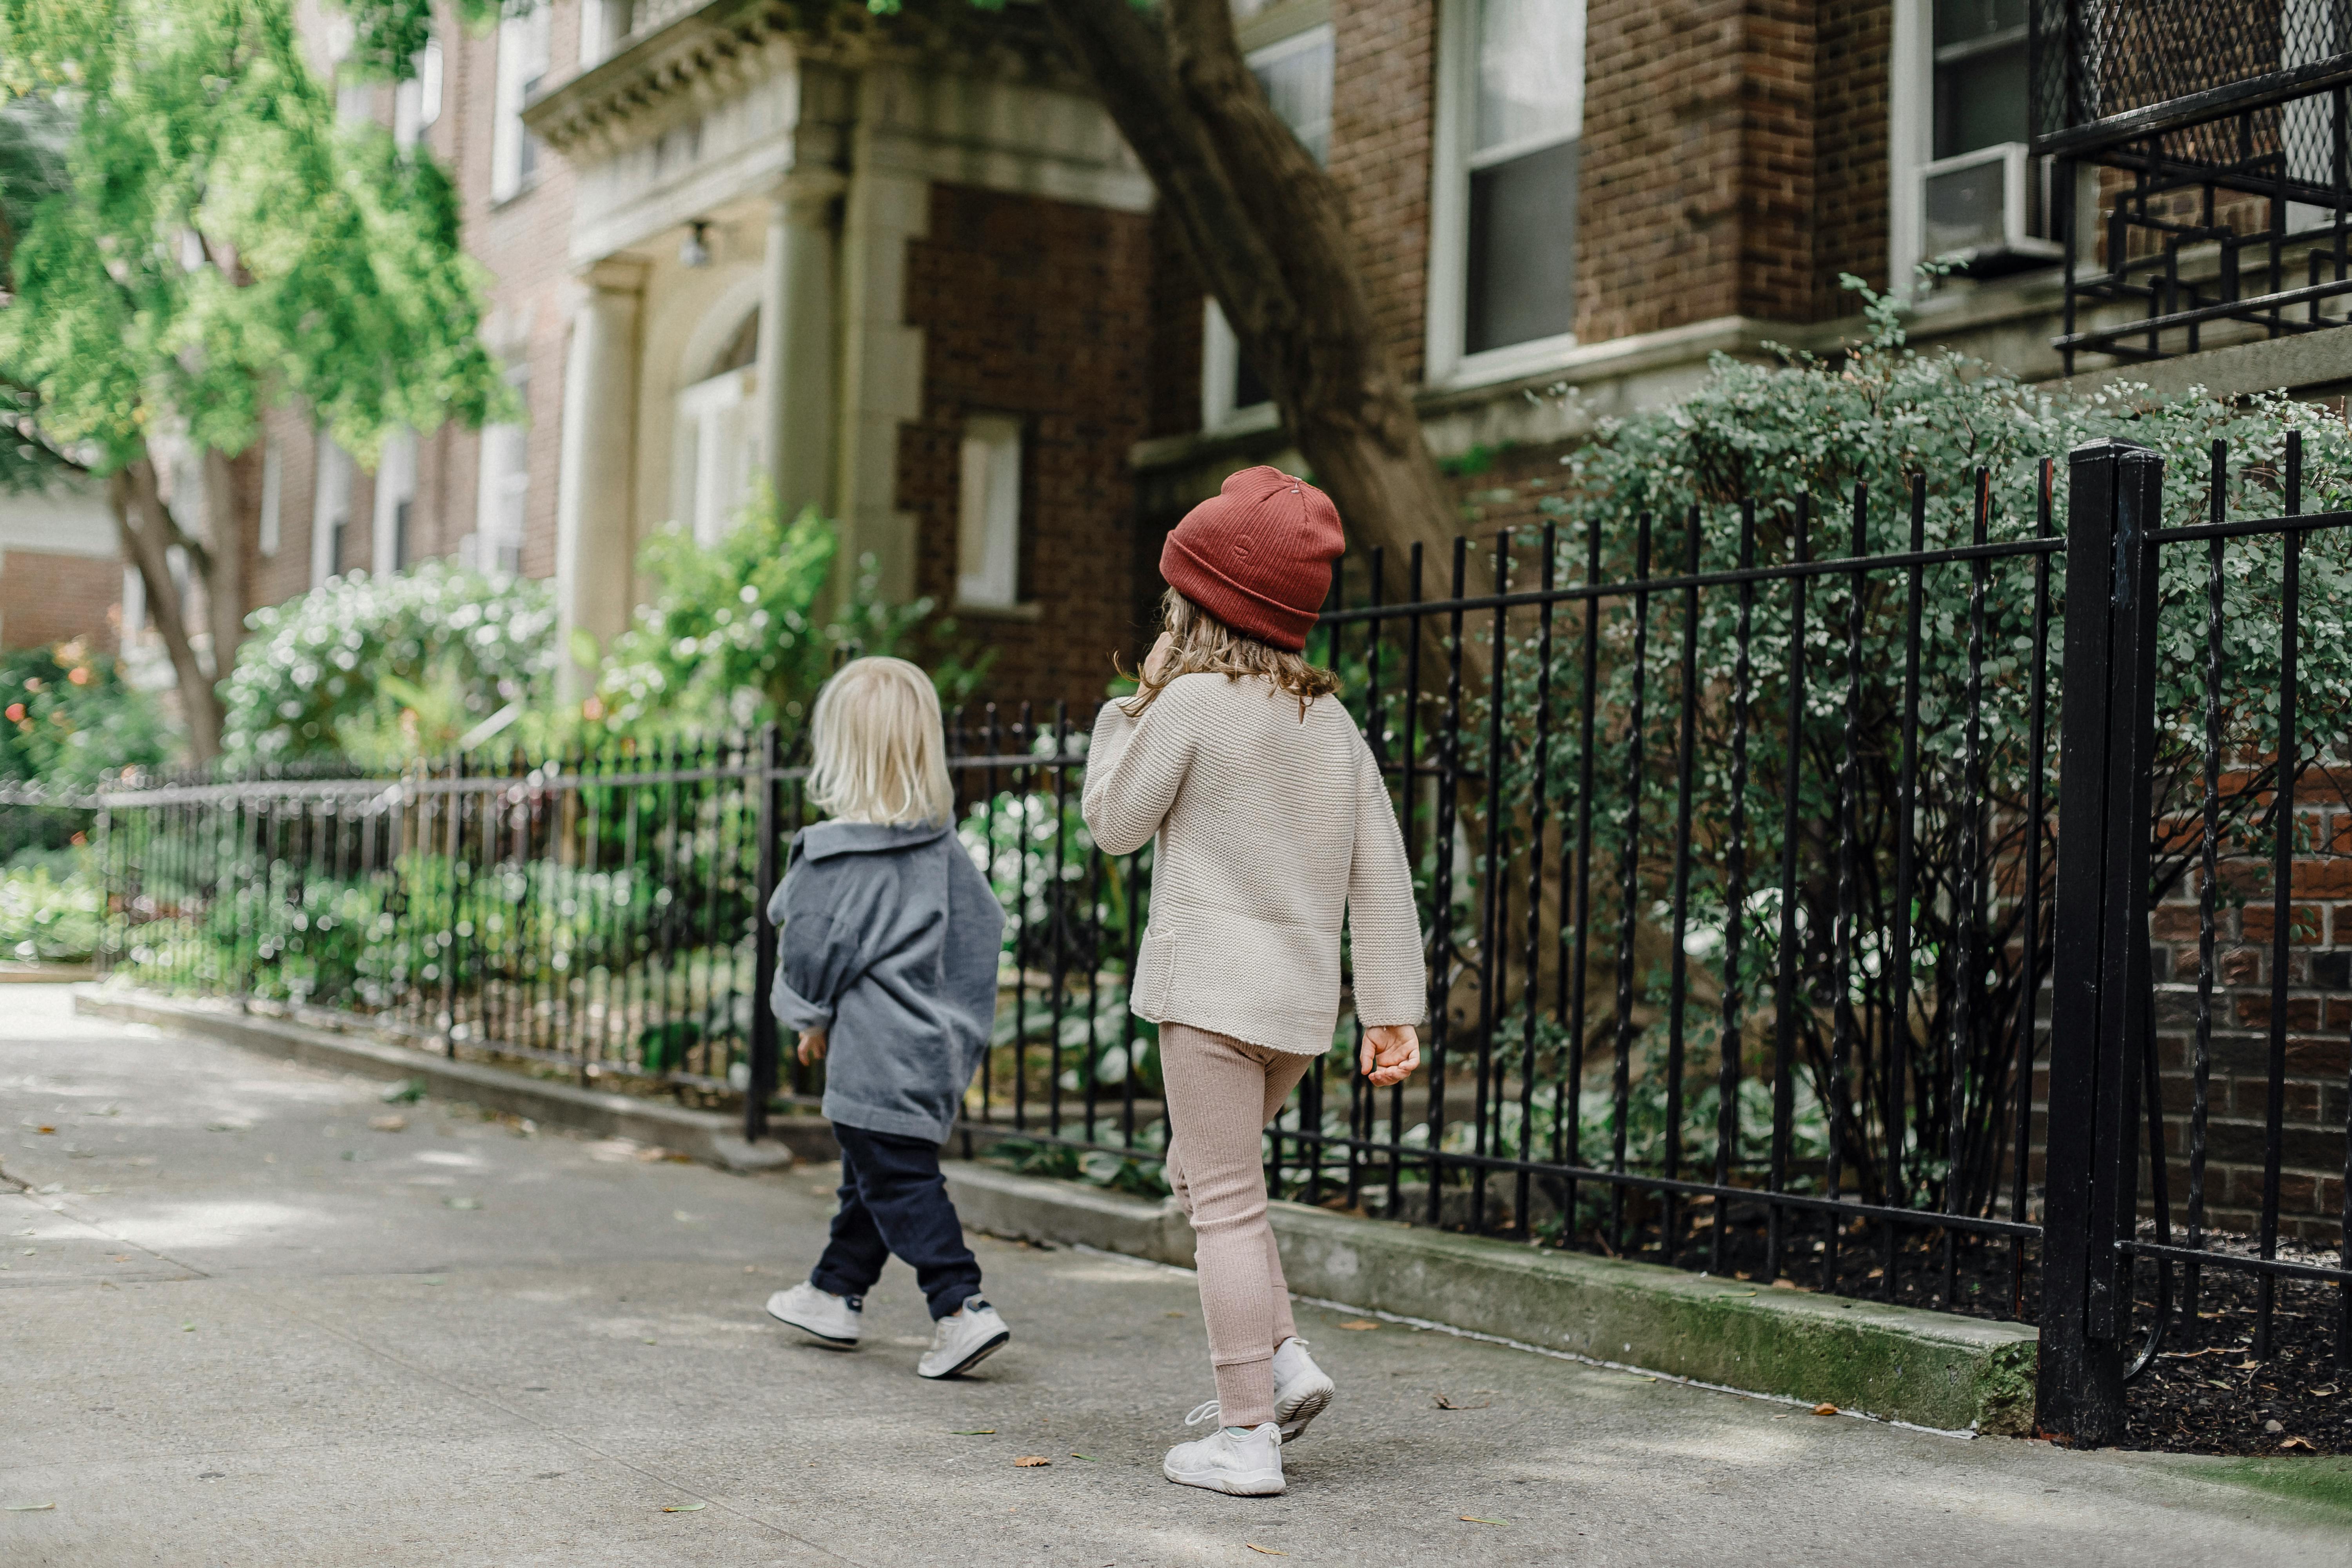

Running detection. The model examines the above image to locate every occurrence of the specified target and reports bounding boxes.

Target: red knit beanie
[1159,465,1344,652]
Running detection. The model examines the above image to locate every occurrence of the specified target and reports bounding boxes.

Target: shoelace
[1183,1399,1223,1428]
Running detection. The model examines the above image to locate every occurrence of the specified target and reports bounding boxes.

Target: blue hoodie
[766,820,1005,1143]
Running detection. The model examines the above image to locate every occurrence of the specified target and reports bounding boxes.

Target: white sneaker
[1270,1337,1335,1441]
[1164,1413,1285,1496]
[916,1296,1011,1379]
[1185,1339,1336,1443]
[766,1282,860,1348]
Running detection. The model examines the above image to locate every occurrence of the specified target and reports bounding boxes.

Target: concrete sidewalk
[2,987,2345,1567]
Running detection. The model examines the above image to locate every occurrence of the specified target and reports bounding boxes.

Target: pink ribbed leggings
[1159,1022,1315,1429]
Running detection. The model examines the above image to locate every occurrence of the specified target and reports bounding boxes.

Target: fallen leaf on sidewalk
[1432,1394,1491,1410]
[1812,1403,1839,1416]
[1013,1455,1051,1467]
[949,1429,995,1435]
[4,1503,55,1512]
[369,1115,407,1133]
[381,1079,425,1104]
[2280,1436,2318,1452]
[660,1501,706,1512]
[1460,1515,1507,1525]
[33,1125,53,1134]
[1069,1453,1095,1461]
[1338,1319,1379,1330]
[1245,1545,1287,1555]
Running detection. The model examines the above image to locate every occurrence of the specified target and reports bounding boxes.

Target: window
[1931,0,2026,162]
[1428,0,1585,384]
[258,438,283,557]
[372,430,417,576]
[1203,18,1335,429]
[312,439,353,588]
[474,378,530,578]
[1892,0,2056,278]
[671,312,761,545]
[394,36,443,151]
[955,415,1024,612]
[492,4,551,202]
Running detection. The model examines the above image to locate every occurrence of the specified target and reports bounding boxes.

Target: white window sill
[952,599,1043,623]
[1427,330,1584,395]
[1202,401,1282,439]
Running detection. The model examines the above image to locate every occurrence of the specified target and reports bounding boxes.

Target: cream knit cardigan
[1082,672,1427,1055]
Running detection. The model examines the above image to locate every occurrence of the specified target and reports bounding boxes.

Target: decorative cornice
[523,0,1078,162]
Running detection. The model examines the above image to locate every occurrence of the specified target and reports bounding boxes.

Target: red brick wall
[1579,0,1830,341]
[0,552,121,653]
[1813,0,1892,307]
[2152,779,2352,1243]
[899,184,1156,714]
[1332,0,1438,381]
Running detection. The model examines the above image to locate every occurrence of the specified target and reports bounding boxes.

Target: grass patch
[2181,1455,2352,1522]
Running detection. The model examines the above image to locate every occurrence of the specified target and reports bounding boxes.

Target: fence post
[746,721,783,1143]
[2037,437,2163,1445]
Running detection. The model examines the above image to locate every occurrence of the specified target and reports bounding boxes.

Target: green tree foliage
[220,564,557,768]
[0,0,510,758]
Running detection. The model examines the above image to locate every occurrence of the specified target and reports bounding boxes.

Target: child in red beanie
[1080,465,1426,1497]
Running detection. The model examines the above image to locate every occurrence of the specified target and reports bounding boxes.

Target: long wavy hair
[1118,588,1341,719]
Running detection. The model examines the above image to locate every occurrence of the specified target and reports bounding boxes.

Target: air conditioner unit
[1921,142,2063,274]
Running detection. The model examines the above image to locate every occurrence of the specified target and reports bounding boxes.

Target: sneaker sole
[765,1304,860,1349]
[1274,1381,1332,1441]
[918,1328,1010,1379]
[1161,1461,1285,1496]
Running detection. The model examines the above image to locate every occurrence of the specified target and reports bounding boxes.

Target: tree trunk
[200,447,246,688]
[111,459,224,765]
[1037,0,1459,577]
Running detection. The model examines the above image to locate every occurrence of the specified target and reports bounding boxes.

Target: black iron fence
[2033,0,2352,368]
[23,439,2352,1445]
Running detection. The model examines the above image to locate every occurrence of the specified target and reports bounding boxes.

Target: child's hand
[797,1029,828,1066]
[1359,1024,1419,1087]
[1143,630,1174,682]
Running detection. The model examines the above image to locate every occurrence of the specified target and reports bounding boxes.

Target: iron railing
[23,438,2352,1442]
[2033,0,2352,368]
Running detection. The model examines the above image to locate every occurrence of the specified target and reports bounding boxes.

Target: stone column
[756,172,845,529]
[554,257,646,704]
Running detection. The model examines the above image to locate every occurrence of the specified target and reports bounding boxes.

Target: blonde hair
[1120,588,1342,719]
[807,657,954,826]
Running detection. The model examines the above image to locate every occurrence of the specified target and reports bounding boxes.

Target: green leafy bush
[1467,277,2352,1215]
[220,563,557,768]
[588,483,987,740]
[0,857,102,962]
[0,641,171,790]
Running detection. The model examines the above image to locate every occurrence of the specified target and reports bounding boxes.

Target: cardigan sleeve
[1080,691,1198,857]
[1344,735,1428,1028]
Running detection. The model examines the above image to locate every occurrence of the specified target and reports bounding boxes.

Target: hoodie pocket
[1136,927,1178,1018]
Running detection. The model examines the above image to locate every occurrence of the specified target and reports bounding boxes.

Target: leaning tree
[0,0,508,763]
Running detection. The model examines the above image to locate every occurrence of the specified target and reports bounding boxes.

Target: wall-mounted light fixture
[680,220,712,269]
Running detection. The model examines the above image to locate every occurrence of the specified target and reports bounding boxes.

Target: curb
[944,1163,2038,1436]
[73,987,838,1174]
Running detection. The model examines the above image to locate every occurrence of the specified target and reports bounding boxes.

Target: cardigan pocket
[1136,927,1178,1018]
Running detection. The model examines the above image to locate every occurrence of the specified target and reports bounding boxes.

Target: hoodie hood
[795,820,953,861]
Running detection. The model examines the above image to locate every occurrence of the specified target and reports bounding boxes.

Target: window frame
[311,437,353,590]
[491,4,552,204]
[1425,0,1587,391]
[953,413,1032,617]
